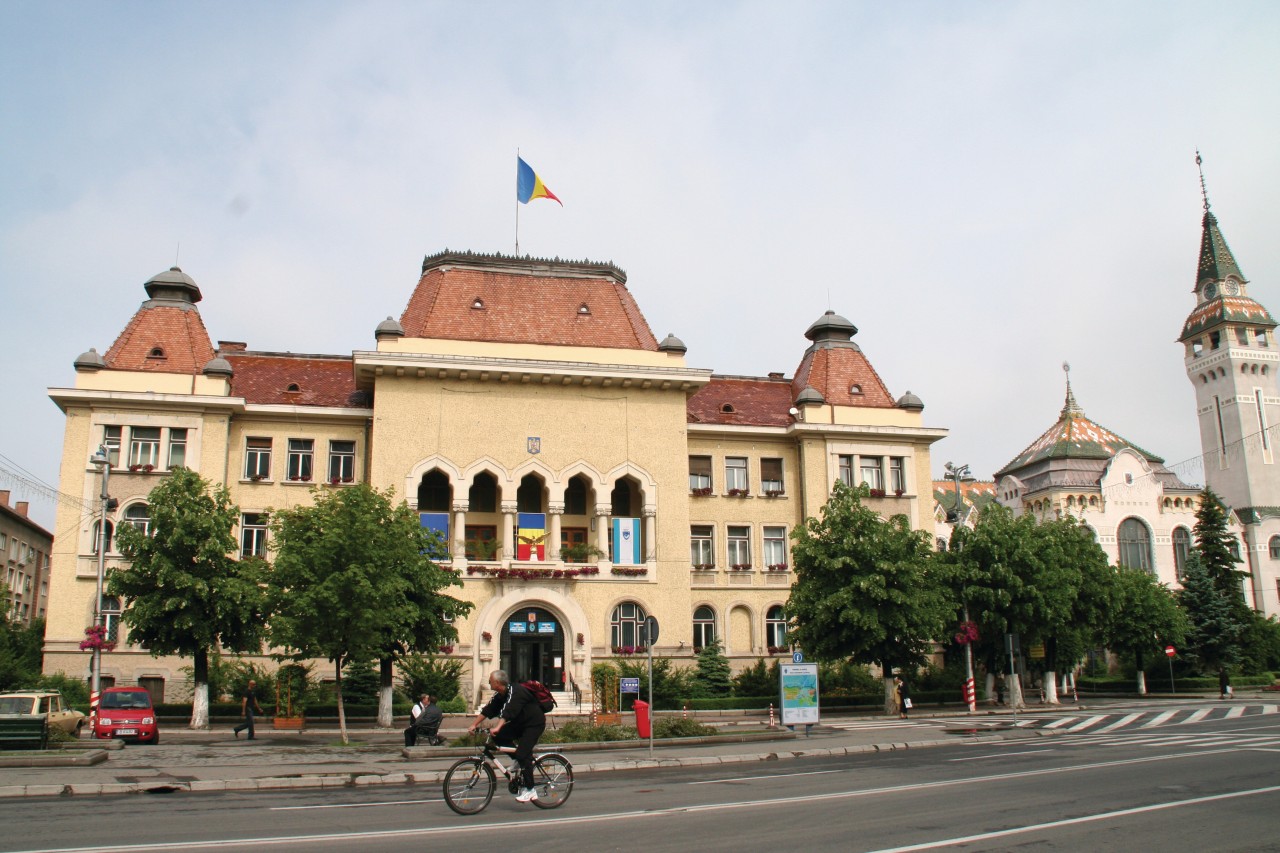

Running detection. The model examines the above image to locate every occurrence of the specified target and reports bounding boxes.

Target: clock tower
[1178,156,1280,614]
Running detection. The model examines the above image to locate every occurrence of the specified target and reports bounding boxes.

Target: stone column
[501,501,517,561]
[452,500,468,568]
[595,504,612,563]
[643,506,657,563]
[548,503,564,560]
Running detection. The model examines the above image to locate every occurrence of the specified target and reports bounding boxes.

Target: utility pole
[945,461,977,713]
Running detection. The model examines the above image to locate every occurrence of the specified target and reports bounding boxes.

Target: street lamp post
[89,447,111,701]
[945,461,977,713]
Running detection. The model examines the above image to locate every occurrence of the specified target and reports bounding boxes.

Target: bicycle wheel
[530,754,573,809]
[443,758,495,815]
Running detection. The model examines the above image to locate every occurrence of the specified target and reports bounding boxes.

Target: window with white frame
[727,525,751,568]
[167,428,187,469]
[1117,518,1152,573]
[688,456,712,492]
[860,456,883,490]
[610,601,648,649]
[128,427,161,468]
[763,525,788,569]
[241,513,268,558]
[245,437,272,479]
[766,605,787,649]
[91,520,114,554]
[725,457,748,493]
[761,458,783,493]
[1173,527,1192,579]
[328,440,356,483]
[837,455,854,487]
[123,503,151,536]
[103,426,122,467]
[693,606,715,649]
[287,439,314,481]
[889,457,906,493]
[690,525,714,568]
[1270,535,1280,560]
[101,596,122,644]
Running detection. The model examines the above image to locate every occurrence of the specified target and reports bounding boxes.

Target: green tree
[1179,552,1247,675]
[0,608,44,690]
[398,654,465,703]
[1101,566,1190,693]
[732,658,781,698]
[1194,488,1248,600]
[1037,515,1116,703]
[786,482,951,713]
[265,484,470,743]
[108,468,270,728]
[692,638,733,697]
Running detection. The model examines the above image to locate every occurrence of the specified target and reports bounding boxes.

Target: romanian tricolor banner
[517,512,547,560]
[612,517,641,565]
[517,157,562,205]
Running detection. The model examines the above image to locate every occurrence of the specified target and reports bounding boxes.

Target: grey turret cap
[794,385,825,406]
[896,390,924,411]
[658,332,687,353]
[375,316,405,339]
[74,347,105,371]
[202,356,233,377]
[143,266,202,307]
[804,310,858,343]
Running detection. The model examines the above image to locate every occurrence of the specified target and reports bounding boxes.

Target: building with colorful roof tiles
[43,250,945,705]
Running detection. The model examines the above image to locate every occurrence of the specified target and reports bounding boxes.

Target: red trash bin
[633,699,651,738]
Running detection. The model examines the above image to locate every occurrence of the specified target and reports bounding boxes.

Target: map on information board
[780,663,820,725]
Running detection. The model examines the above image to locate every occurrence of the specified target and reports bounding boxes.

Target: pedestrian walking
[234,679,263,740]
[895,676,912,720]
[1219,669,1232,700]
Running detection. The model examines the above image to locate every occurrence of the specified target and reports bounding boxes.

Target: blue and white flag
[612,517,641,565]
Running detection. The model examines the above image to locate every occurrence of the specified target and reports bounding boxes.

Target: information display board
[779,663,820,726]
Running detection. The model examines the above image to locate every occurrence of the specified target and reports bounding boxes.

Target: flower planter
[273,716,304,730]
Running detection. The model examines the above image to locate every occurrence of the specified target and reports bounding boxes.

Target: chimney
[14,502,28,518]
[0,490,9,507]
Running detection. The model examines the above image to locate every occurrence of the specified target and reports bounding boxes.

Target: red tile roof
[226,354,364,408]
[399,254,658,351]
[688,376,795,426]
[104,306,216,374]
[791,346,896,408]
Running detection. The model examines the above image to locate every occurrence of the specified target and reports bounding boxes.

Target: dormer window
[720,403,736,414]
[286,383,300,393]
[850,384,862,395]
[577,303,590,315]
[471,297,484,310]
[147,347,166,359]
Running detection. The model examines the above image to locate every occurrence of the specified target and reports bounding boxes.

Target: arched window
[417,469,451,512]
[1117,518,1153,573]
[123,503,151,536]
[1228,539,1241,560]
[692,606,715,650]
[1172,527,1191,579]
[766,605,787,649]
[91,520,115,555]
[610,601,648,650]
[100,596,122,643]
[468,472,497,513]
[1270,536,1280,560]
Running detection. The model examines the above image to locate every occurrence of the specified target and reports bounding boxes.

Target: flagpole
[514,150,520,255]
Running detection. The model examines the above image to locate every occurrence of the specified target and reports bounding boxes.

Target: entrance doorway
[500,607,566,691]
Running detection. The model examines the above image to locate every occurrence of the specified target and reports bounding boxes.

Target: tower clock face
[1223,279,1240,296]
[1202,281,1218,300]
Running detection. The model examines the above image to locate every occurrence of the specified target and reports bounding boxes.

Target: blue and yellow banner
[517,512,547,560]
[517,157,562,205]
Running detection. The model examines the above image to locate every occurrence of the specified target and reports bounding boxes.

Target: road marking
[1225,706,1245,719]
[1139,710,1177,728]
[1043,717,1078,729]
[688,768,850,784]
[1095,713,1144,733]
[1065,715,1108,732]
[1185,708,1211,724]
[860,783,1280,853]
[948,749,1056,761]
[271,797,437,811]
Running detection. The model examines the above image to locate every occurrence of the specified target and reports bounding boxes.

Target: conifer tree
[1178,552,1246,675]
[1193,488,1249,604]
[694,638,733,697]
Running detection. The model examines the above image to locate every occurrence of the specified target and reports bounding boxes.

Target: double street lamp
[88,446,112,698]
[944,461,977,712]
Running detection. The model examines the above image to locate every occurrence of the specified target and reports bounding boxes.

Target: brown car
[0,690,86,736]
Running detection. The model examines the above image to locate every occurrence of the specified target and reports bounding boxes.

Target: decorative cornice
[421,249,627,284]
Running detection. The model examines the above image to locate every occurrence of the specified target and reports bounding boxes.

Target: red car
[94,687,159,743]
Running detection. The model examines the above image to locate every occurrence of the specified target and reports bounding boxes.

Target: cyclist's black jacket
[479,683,546,731]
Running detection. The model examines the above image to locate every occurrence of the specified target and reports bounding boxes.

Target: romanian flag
[517,512,547,561]
[517,157,562,205]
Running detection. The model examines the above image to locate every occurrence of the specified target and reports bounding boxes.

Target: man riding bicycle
[468,669,546,802]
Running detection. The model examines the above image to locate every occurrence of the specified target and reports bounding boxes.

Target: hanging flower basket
[79,625,116,653]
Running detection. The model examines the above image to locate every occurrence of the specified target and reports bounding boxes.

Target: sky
[2,1,1278,537]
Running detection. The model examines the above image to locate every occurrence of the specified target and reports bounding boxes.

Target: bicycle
[442,736,574,815]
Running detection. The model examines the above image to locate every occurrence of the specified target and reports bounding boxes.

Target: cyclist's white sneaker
[515,787,539,802]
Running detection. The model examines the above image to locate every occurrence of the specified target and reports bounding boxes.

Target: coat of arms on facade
[527,437,541,455]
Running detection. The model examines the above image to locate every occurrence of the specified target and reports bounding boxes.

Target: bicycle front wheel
[443,758,495,815]
[530,754,573,809]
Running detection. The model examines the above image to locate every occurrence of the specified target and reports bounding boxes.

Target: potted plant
[766,563,789,572]
[481,631,492,643]
[894,488,905,497]
[128,464,141,472]
[692,563,715,571]
[691,487,713,497]
[869,488,886,498]
[142,463,155,473]
[730,564,753,571]
[728,488,749,497]
[250,473,265,482]
[560,541,605,564]
[765,489,784,497]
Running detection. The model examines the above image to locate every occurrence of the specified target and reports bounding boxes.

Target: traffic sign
[1165,645,1176,657]
[643,616,660,646]
[620,677,640,694]
[792,651,804,663]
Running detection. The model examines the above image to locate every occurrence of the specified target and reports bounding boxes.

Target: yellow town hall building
[43,251,944,704]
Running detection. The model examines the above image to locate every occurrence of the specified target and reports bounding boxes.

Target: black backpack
[521,680,557,713]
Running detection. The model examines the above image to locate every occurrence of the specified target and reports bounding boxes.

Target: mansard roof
[791,345,896,409]
[687,375,795,426]
[224,351,367,408]
[103,267,215,373]
[399,251,659,351]
[1179,295,1277,341]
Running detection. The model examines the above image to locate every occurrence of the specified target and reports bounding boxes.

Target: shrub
[340,658,381,704]
[38,672,89,708]
[732,658,780,697]
[398,654,464,703]
[817,661,880,693]
[438,695,467,714]
[613,658,699,709]
[541,720,637,743]
[693,639,733,697]
[653,717,717,738]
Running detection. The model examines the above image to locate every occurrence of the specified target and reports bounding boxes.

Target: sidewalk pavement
[0,710,1053,800]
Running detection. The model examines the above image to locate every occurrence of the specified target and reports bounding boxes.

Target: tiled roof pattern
[932,480,997,510]
[103,306,215,374]
[399,266,659,351]
[997,410,1162,476]
[687,377,795,426]
[1179,295,1277,340]
[226,354,364,408]
[1196,212,1245,290]
[791,346,896,409]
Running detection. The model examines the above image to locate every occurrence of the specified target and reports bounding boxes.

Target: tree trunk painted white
[984,671,996,704]
[1043,670,1059,704]
[1010,674,1025,710]
[884,675,897,716]
[378,684,394,728]
[1136,670,1147,695]
[191,682,209,729]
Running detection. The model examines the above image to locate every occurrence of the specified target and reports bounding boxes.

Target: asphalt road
[6,708,1280,852]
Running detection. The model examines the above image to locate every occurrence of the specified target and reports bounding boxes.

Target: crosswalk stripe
[1096,712,1144,733]
[1140,710,1178,728]
[1225,706,1245,719]
[1184,709,1211,724]
[1066,715,1108,732]
[1043,717,1079,729]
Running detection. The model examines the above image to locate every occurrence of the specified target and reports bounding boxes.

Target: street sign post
[1165,645,1176,693]
[642,617,659,756]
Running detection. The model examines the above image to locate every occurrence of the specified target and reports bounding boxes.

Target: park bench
[0,714,50,750]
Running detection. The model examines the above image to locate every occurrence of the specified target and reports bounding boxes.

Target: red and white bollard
[88,690,100,735]
[768,703,776,727]
[682,702,688,719]
[962,678,976,713]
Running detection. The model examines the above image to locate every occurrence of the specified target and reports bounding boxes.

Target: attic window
[286,383,300,393]
[720,404,736,414]
[147,347,166,359]
[850,384,862,395]
[577,303,591,315]
[471,297,484,310]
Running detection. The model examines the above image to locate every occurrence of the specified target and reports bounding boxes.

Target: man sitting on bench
[404,693,445,746]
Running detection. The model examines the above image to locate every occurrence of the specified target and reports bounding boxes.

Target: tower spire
[1060,360,1082,418]
[1193,151,1246,292]
[1196,149,1210,213]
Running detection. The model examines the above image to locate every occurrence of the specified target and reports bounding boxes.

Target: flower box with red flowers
[611,567,648,577]
[691,487,713,497]
[730,564,753,571]
[727,488,750,497]
[766,563,789,572]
